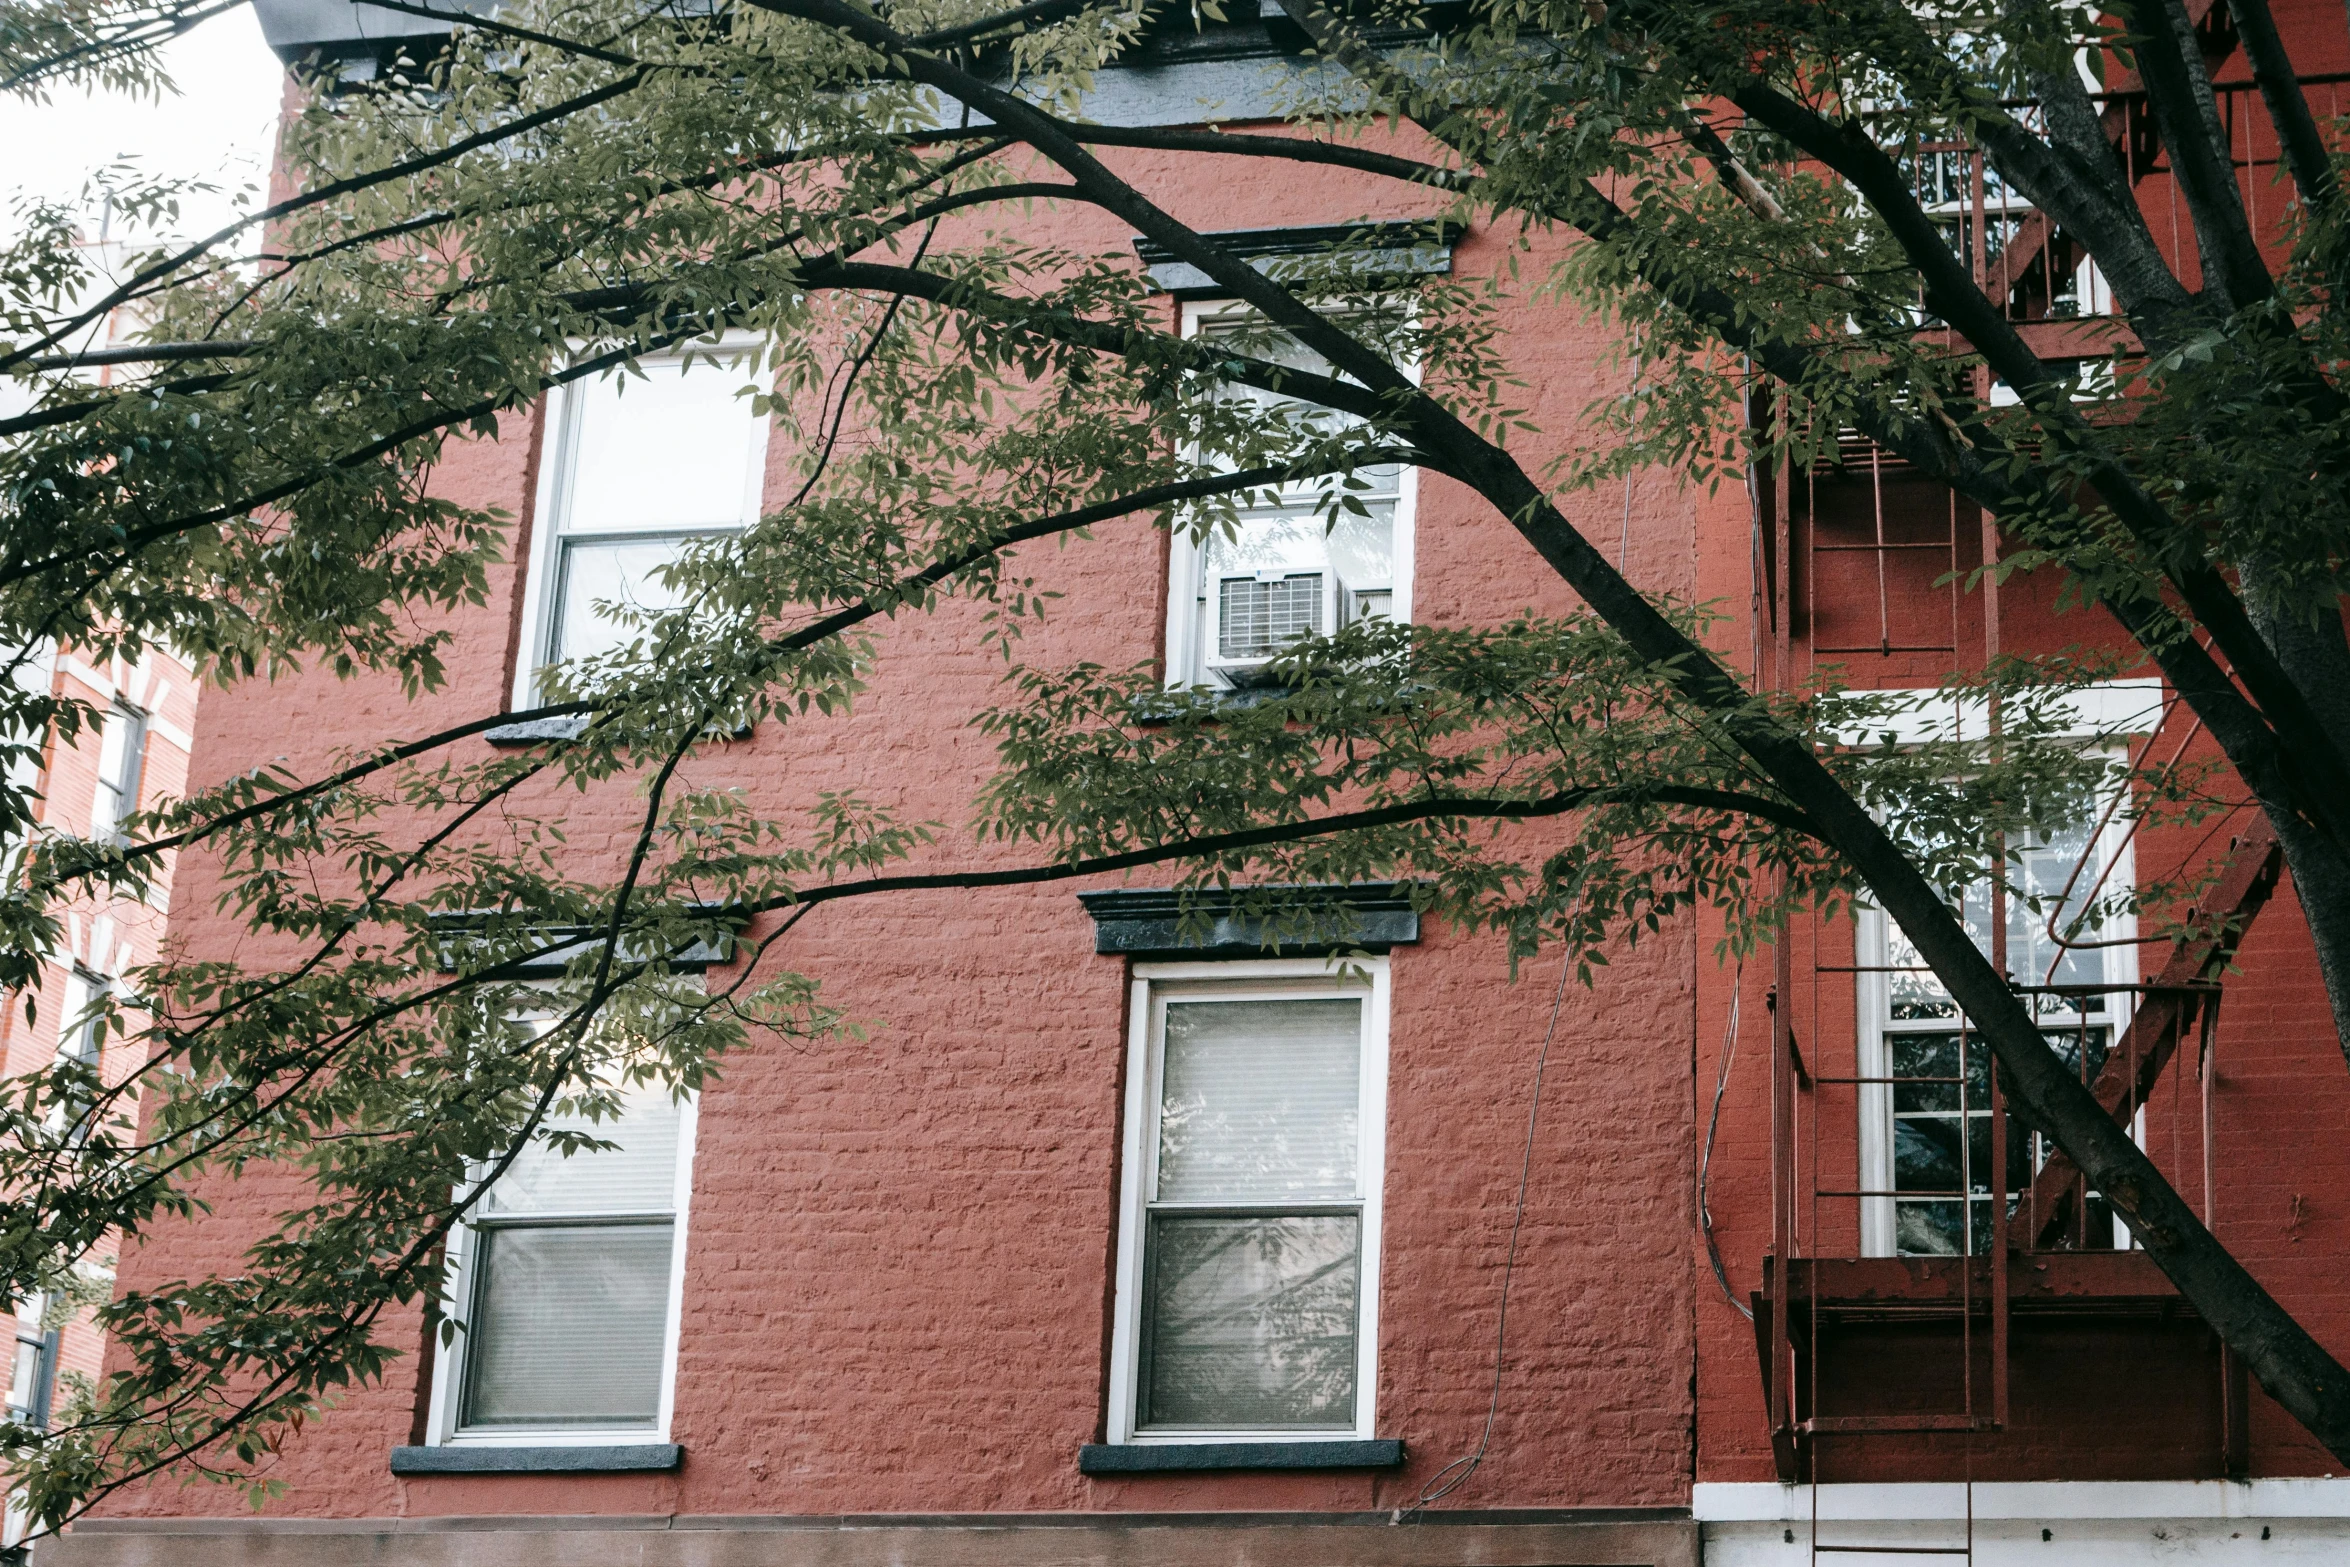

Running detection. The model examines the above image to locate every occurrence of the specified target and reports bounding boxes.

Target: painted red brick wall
[88,2,2350,1519]
[93,139,1723,1523]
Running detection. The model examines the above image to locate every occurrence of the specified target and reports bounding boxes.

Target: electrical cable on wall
[1618,329,1644,572]
[1698,959,1753,1320]
[1398,949,1575,1519]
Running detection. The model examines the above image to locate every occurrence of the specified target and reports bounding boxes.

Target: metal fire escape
[1740,22,2316,1547]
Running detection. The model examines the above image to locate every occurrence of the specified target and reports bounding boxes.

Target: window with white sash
[1165,305,1414,691]
[515,344,770,705]
[88,700,147,842]
[429,1085,695,1441]
[1857,785,2139,1257]
[52,965,113,1143]
[1106,959,1388,1442]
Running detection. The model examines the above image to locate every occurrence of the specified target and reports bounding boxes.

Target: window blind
[1156,999,1361,1203]
[482,1093,681,1216]
[459,1223,674,1428]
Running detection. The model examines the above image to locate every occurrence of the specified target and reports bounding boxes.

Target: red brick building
[38,1,2350,1563]
[2,639,196,1550]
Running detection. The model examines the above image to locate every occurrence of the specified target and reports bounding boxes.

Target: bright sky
[0,4,284,250]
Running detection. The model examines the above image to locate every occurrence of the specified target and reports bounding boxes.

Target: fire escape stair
[1753,820,2284,1481]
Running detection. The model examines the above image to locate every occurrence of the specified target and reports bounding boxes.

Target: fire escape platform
[1758,1253,2187,1330]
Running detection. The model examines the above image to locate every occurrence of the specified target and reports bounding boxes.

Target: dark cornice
[1077,881,1419,959]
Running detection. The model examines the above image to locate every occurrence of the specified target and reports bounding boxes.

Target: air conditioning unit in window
[1209,571,1323,688]
[1206,571,1396,688]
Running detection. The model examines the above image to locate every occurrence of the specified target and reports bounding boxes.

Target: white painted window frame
[510,336,773,710]
[88,698,148,842]
[1164,301,1418,691]
[1855,734,2142,1258]
[422,1091,698,1447]
[1103,955,1390,1445]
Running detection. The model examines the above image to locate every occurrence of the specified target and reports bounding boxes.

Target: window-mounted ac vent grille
[1219,573,1323,660]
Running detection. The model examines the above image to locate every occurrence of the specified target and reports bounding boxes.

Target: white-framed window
[51,965,114,1144]
[1165,303,1416,691]
[87,700,147,842]
[1104,957,1389,1443]
[424,1084,696,1443]
[6,1292,54,1427]
[1856,776,2140,1258]
[56,965,109,1070]
[513,340,772,707]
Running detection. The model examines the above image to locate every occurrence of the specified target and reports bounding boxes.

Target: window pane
[483,1091,680,1216]
[1205,509,1332,583]
[1893,1115,1962,1194]
[88,708,132,837]
[550,536,705,669]
[1895,1199,1965,1257]
[1888,1032,1961,1113]
[8,1337,40,1413]
[1157,998,1361,1202]
[1327,508,1394,611]
[564,358,762,534]
[2011,818,2111,1003]
[459,1223,673,1429]
[1139,1213,1359,1430]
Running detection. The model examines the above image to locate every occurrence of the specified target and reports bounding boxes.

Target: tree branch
[2113,0,2276,309]
[762,784,1824,914]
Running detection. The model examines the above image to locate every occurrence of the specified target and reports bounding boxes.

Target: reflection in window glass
[550,537,709,669]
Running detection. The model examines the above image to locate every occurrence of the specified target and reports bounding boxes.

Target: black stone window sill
[390,1442,681,1475]
[1078,1438,1403,1474]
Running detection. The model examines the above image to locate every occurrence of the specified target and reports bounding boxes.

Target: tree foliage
[3,0,2350,1529]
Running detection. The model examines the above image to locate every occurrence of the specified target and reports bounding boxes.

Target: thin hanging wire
[1619,328,1645,571]
[1399,950,1575,1518]
[1700,958,1753,1319]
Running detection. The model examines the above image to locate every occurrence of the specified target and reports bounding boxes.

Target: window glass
[1139,1212,1360,1428]
[1176,317,1405,689]
[1134,991,1372,1433]
[459,1224,674,1429]
[562,360,764,535]
[454,1087,685,1434]
[1157,999,1360,1201]
[549,537,714,669]
[482,1093,681,1216]
[88,702,147,841]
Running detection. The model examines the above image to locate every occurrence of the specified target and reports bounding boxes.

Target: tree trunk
[2236,560,2350,1067]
